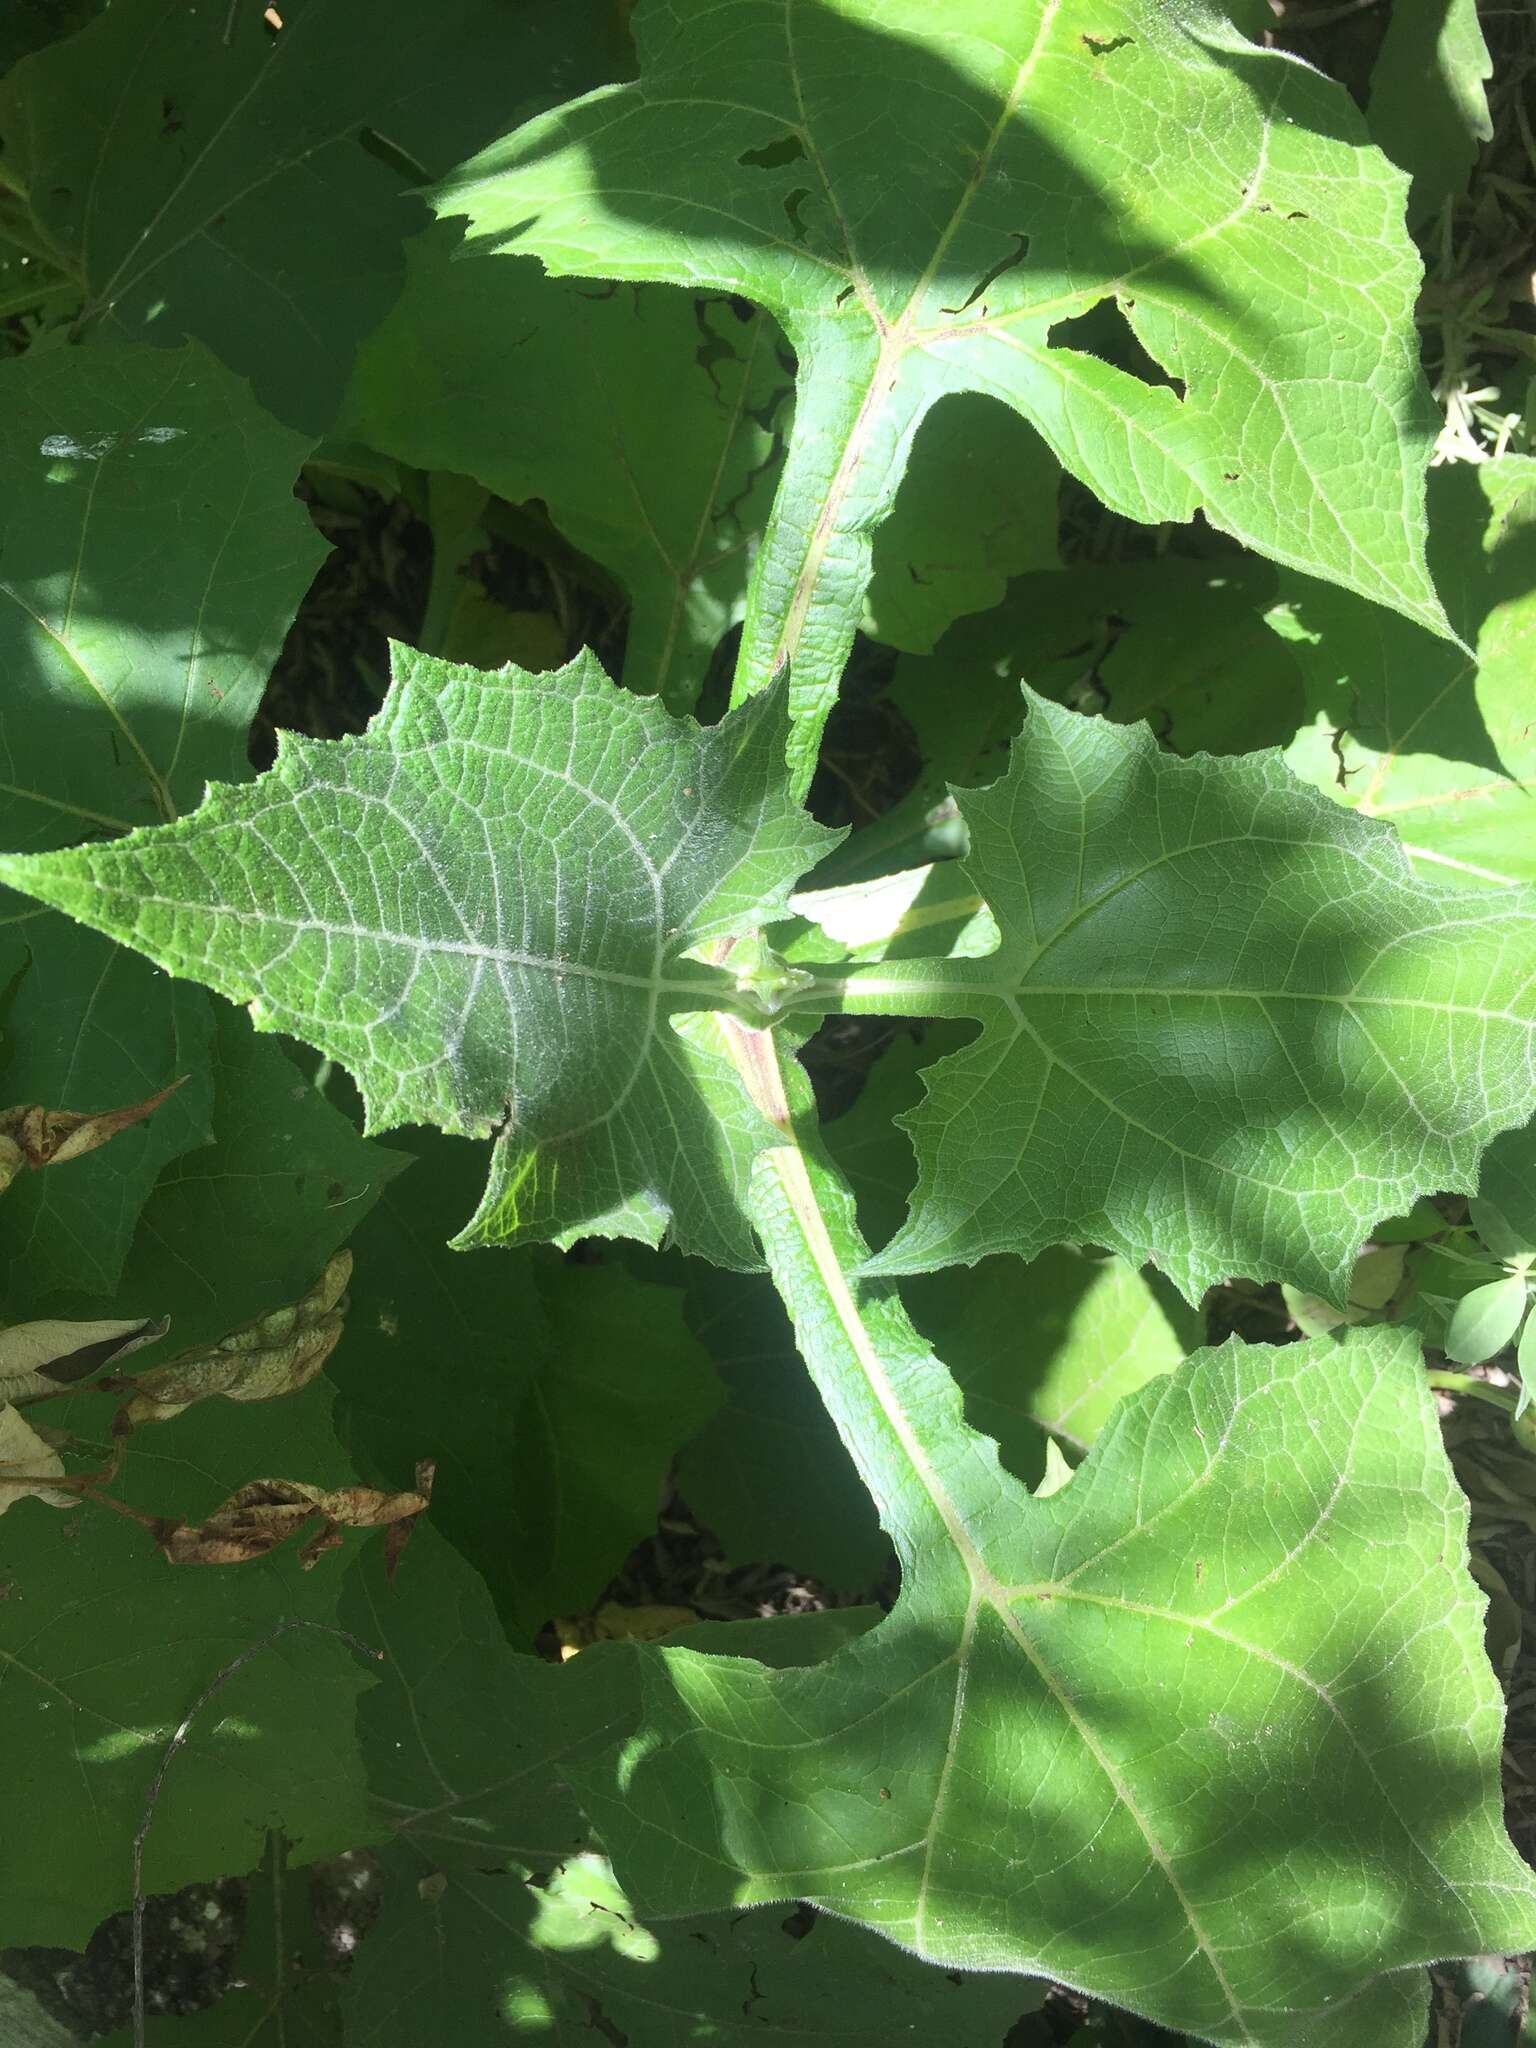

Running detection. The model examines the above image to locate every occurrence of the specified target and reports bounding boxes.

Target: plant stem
[1427,1370,1519,1414]
[715,1010,998,1585]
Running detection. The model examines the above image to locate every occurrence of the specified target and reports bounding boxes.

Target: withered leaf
[118,1252,351,1424]
[0,1403,75,1514]
[157,1458,432,1568]
[0,1316,167,1405]
[0,1080,185,1194]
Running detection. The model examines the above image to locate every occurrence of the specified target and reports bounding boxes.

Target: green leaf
[818,690,1536,1305]
[1476,1118,1536,1255]
[1368,0,1493,222]
[861,394,1060,654]
[109,1007,407,1355]
[0,1379,380,1948]
[1280,459,1536,891]
[1517,1303,1536,1420]
[571,1086,1536,2044]
[678,1264,891,1589]
[0,649,841,1266]
[335,1129,721,1637]
[441,0,1448,782]
[341,228,790,710]
[1443,1275,1528,1367]
[1467,1194,1534,1264]
[340,1522,1031,2045]
[0,0,624,431]
[986,556,1304,758]
[0,341,327,1307]
[824,1025,1201,1477]
[101,1832,344,2047]
[904,1248,1201,1470]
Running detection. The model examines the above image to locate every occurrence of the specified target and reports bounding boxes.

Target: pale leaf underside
[0,649,839,1266]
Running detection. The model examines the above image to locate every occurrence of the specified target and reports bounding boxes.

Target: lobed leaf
[340,228,790,710]
[1279,459,1536,892]
[827,691,1536,1303]
[570,1100,1536,2044]
[0,648,840,1266]
[340,1524,1034,2045]
[441,0,1450,781]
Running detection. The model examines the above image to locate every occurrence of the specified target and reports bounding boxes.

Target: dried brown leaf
[0,1080,185,1193]
[156,1460,432,1567]
[119,1253,351,1424]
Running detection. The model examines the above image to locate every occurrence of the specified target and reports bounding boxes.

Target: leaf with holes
[0,341,326,1310]
[808,690,1536,1305]
[440,0,1448,784]
[339,1521,1033,2046]
[0,648,840,1266]
[570,1095,1536,2047]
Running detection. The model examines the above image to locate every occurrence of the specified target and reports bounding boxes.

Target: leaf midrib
[758,1137,1253,2037]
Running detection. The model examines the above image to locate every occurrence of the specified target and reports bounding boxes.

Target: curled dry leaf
[0,1315,167,1405]
[0,1079,185,1194]
[0,1403,75,1515]
[117,1252,351,1424]
[156,1458,434,1569]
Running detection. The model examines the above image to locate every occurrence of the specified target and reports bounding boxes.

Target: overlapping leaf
[0,341,325,1309]
[0,0,623,430]
[571,1120,1536,2046]
[336,1129,721,1637]
[0,649,840,1265]
[1368,0,1493,221]
[340,227,789,709]
[0,1377,381,1947]
[110,1008,407,1357]
[441,0,1448,780]
[1280,459,1536,891]
[815,690,1536,1303]
[340,1524,1032,2046]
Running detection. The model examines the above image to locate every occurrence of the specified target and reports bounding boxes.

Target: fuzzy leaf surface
[441,0,1447,779]
[573,1113,1536,2045]
[0,650,839,1265]
[828,691,1536,1303]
